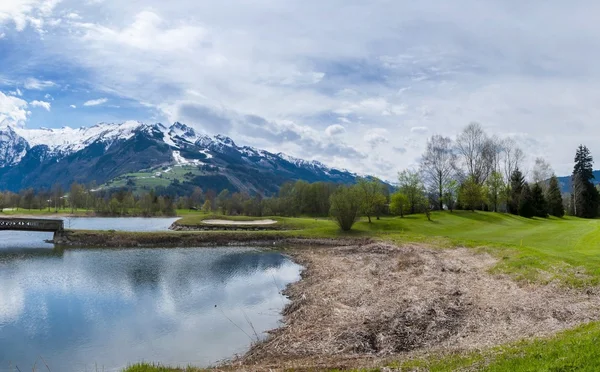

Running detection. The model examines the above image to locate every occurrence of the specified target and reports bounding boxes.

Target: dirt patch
[235,242,600,370]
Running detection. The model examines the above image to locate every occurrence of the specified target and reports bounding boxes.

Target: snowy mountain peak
[0,126,29,168]
[214,134,236,147]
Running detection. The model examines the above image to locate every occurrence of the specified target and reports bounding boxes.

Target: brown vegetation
[233,242,600,371]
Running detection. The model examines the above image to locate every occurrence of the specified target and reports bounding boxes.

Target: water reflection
[0,247,301,372]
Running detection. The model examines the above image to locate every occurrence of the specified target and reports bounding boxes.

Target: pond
[0,246,302,371]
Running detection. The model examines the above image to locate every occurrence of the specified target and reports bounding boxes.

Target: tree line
[329,123,598,230]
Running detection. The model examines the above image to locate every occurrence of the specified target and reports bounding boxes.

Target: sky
[1,0,600,179]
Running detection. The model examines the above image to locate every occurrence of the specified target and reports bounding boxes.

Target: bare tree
[455,122,493,185]
[532,157,553,192]
[502,138,525,185]
[420,135,457,210]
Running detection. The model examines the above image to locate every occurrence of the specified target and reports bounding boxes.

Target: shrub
[329,186,360,231]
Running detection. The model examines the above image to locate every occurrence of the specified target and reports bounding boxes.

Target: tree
[398,170,426,214]
[52,183,64,212]
[532,157,553,192]
[509,168,525,215]
[329,186,360,231]
[459,176,485,211]
[69,182,86,212]
[531,183,548,218]
[455,122,494,185]
[486,171,505,212]
[216,189,230,214]
[572,145,599,218]
[202,199,212,213]
[518,183,535,218]
[389,192,409,217]
[443,180,459,212]
[190,187,204,208]
[501,138,525,208]
[420,135,457,210]
[355,177,387,223]
[547,175,565,217]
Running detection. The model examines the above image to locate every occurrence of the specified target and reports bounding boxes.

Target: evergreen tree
[572,145,599,218]
[518,183,535,218]
[546,175,565,217]
[509,168,525,214]
[531,183,548,218]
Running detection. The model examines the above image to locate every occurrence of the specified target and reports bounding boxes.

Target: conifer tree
[518,183,535,218]
[546,175,565,217]
[572,145,599,218]
[531,183,548,218]
[509,168,525,215]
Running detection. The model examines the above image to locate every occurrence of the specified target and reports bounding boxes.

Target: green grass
[393,321,600,371]
[100,165,205,190]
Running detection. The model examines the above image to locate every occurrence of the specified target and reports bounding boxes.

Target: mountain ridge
[0,121,358,195]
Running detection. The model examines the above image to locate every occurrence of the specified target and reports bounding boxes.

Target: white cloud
[410,126,429,134]
[0,91,29,126]
[65,12,80,20]
[23,78,57,90]
[0,0,62,32]
[0,32,5,39]
[30,100,51,111]
[70,104,76,108]
[365,128,389,149]
[77,11,207,52]
[83,98,107,106]
[325,124,345,136]
[44,93,53,100]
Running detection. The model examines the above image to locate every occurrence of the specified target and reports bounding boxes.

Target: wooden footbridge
[0,218,64,236]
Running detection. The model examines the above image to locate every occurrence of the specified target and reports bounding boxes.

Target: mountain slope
[0,122,358,194]
[556,171,600,194]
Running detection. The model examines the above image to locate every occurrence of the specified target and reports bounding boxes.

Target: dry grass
[233,242,600,371]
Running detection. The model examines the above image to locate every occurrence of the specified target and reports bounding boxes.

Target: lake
[0,219,302,371]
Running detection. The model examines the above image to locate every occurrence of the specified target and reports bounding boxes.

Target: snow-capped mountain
[0,121,357,194]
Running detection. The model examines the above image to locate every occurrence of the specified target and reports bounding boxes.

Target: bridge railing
[0,218,64,232]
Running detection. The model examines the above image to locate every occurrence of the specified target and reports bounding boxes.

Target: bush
[329,186,360,231]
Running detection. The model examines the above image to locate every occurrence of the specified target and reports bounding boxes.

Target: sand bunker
[202,219,278,225]
[240,242,600,369]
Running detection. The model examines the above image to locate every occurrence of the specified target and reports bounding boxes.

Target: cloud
[44,93,53,100]
[23,78,57,90]
[410,126,429,134]
[69,104,76,108]
[393,146,407,154]
[0,0,62,32]
[365,128,389,148]
[0,33,5,39]
[30,100,51,111]
[83,98,108,106]
[0,91,29,126]
[77,11,207,52]
[325,124,345,136]
[174,103,233,133]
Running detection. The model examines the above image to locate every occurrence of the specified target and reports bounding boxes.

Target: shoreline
[53,229,373,249]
